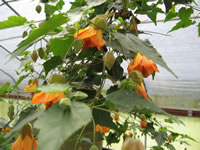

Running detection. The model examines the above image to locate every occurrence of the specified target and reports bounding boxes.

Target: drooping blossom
[128,53,160,78]
[136,83,149,100]
[24,78,38,93]
[74,25,106,51]
[32,91,65,109]
[12,124,38,150]
[96,124,109,134]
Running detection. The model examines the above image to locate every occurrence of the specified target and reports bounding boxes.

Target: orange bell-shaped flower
[74,25,106,51]
[128,53,160,78]
[12,124,38,150]
[136,83,149,100]
[32,91,65,109]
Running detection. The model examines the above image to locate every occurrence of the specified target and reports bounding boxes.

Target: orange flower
[12,134,38,150]
[130,24,138,31]
[128,53,160,78]
[12,124,38,150]
[74,25,106,51]
[32,92,65,109]
[140,120,147,128]
[1,127,12,132]
[96,124,109,134]
[114,113,119,121]
[24,79,38,93]
[136,83,149,100]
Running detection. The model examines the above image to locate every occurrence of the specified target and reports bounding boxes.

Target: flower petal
[136,83,149,100]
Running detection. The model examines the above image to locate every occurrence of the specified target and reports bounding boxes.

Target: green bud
[89,145,99,150]
[31,50,38,62]
[7,104,14,119]
[73,91,88,100]
[92,15,107,29]
[129,70,144,84]
[120,78,137,91]
[66,25,76,33]
[139,114,146,121]
[104,51,115,70]
[22,31,28,38]
[38,48,46,59]
[59,98,71,109]
[35,5,42,13]
[49,74,66,84]
[73,39,83,52]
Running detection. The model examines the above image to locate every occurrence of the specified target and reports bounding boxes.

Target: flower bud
[139,114,146,121]
[121,138,144,150]
[38,47,46,59]
[31,50,38,62]
[121,0,129,9]
[92,15,107,29]
[35,5,42,13]
[22,31,28,38]
[73,39,83,52]
[89,145,99,150]
[30,66,34,73]
[49,74,66,84]
[73,91,88,100]
[7,104,14,119]
[168,135,173,143]
[20,123,33,139]
[104,51,115,70]
[59,98,71,109]
[129,70,144,84]
[32,78,39,87]
[120,78,137,91]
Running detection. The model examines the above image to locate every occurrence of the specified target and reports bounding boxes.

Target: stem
[75,125,86,150]
[92,115,96,145]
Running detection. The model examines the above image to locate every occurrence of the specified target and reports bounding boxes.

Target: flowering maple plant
[0,0,198,150]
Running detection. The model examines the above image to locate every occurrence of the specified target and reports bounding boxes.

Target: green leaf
[147,7,164,25]
[198,22,200,37]
[154,131,167,147]
[50,37,74,60]
[0,16,27,30]
[67,0,106,22]
[164,11,178,22]
[43,56,63,75]
[107,61,124,81]
[113,32,177,78]
[165,143,176,150]
[0,82,10,94]
[35,102,91,150]
[163,0,172,13]
[70,0,87,10]
[11,75,28,90]
[10,14,68,60]
[55,0,65,10]
[169,7,195,32]
[106,90,181,124]
[37,83,70,93]
[93,108,118,130]
[45,4,56,19]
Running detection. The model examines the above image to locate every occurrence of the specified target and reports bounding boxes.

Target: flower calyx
[91,15,107,30]
[104,51,115,70]
[49,74,66,84]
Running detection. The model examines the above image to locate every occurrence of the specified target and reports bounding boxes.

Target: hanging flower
[32,91,65,109]
[128,53,160,78]
[1,127,12,132]
[12,124,38,150]
[74,25,106,51]
[136,83,149,100]
[96,124,109,134]
[24,78,38,93]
